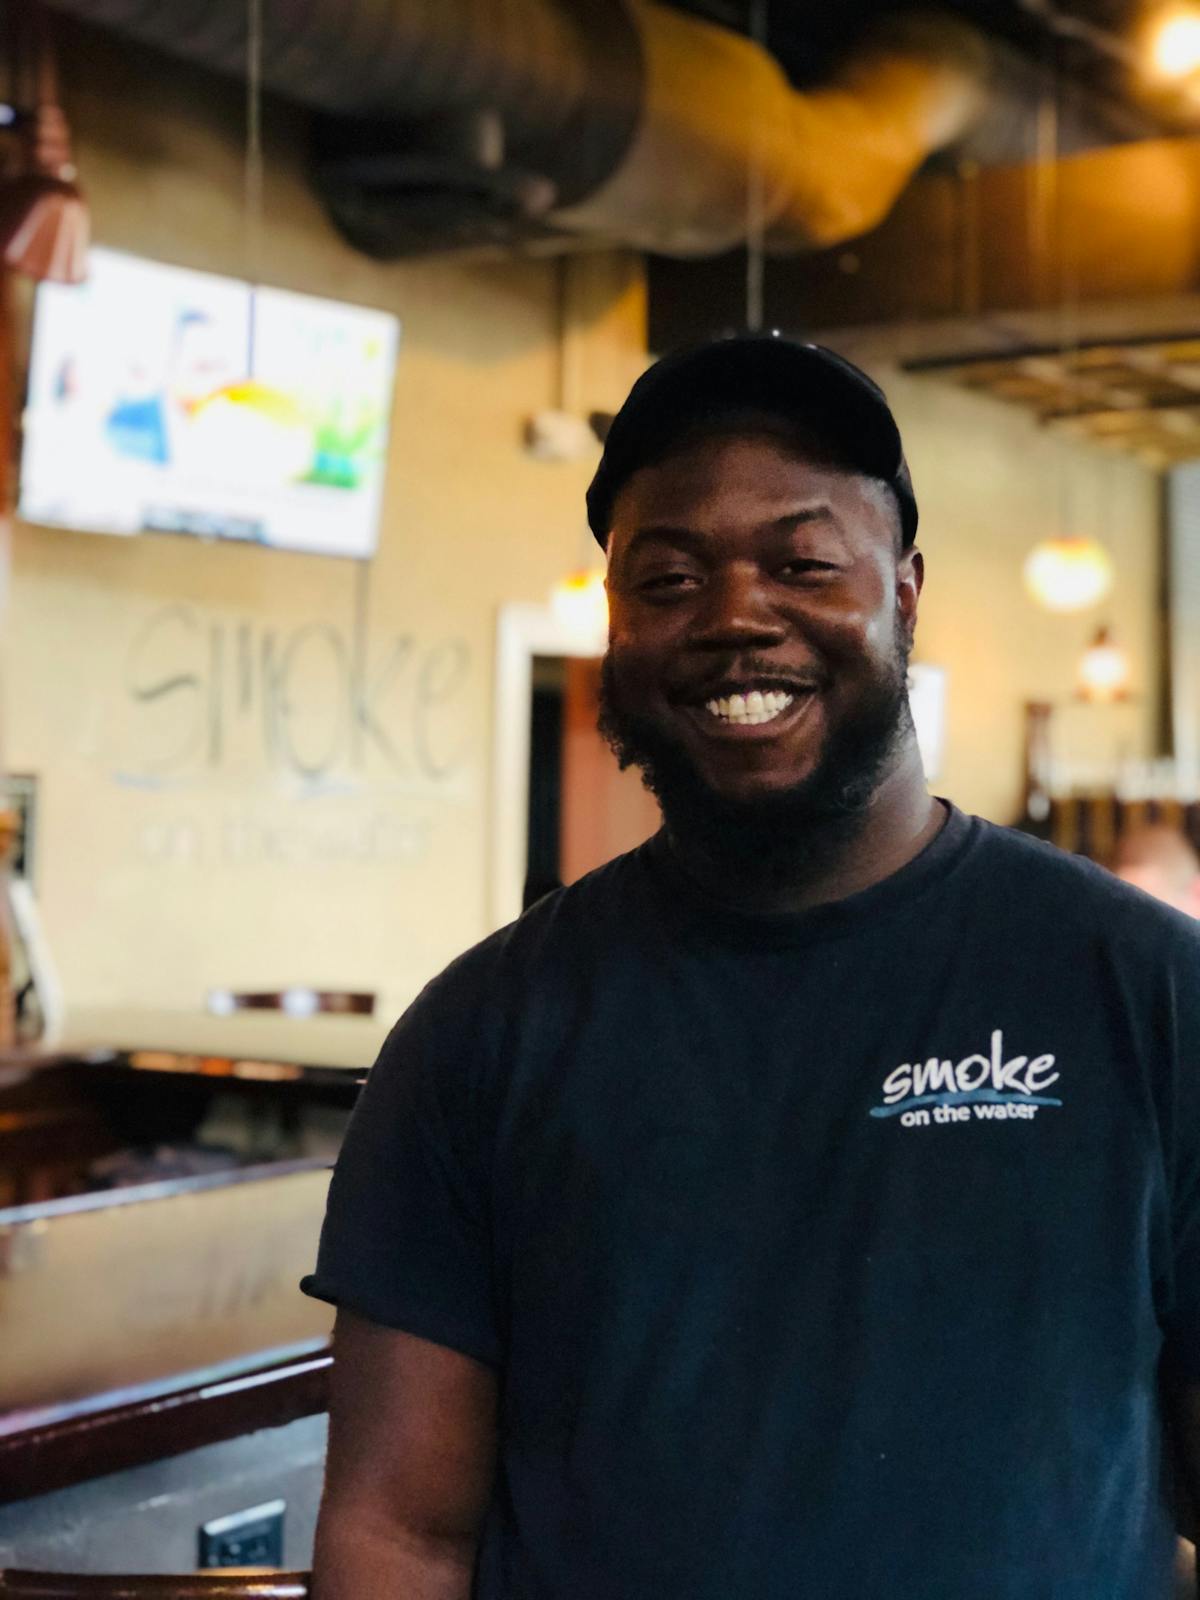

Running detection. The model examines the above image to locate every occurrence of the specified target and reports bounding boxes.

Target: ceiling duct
[41,0,990,258]
[555,4,987,256]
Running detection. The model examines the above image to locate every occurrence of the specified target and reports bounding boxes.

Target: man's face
[600,424,923,835]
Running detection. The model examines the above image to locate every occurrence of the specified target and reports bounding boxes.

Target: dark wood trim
[0,1048,363,1093]
[0,1048,117,1084]
[0,1156,333,1227]
[1158,471,1176,761]
[901,328,1200,373]
[0,1574,309,1596]
[0,1347,331,1505]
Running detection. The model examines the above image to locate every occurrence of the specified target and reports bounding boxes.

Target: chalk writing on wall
[136,810,431,868]
[111,603,472,785]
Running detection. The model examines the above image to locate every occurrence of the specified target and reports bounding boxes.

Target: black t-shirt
[303,804,1200,1599]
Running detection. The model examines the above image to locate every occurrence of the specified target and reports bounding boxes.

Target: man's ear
[898,547,924,633]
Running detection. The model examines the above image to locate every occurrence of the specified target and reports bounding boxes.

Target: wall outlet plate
[199,1498,285,1567]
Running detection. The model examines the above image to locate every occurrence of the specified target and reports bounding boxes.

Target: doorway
[525,655,661,909]
[492,603,660,928]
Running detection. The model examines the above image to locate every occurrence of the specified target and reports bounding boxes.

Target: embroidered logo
[869,1029,1062,1129]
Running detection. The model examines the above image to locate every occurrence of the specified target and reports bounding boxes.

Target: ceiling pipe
[556,2,988,255]
[39,0,644,216]
[40,0,991,258]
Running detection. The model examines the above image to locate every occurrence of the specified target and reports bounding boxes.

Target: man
[1114,822,1200,919]
[304,334,1200,1598]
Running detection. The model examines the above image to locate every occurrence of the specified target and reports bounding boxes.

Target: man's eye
[780,559,839,580]
[639,572,697,594]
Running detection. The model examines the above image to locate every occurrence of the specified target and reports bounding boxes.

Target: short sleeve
[301,972,501,1368]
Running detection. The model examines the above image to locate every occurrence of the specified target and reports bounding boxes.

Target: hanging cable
[745,0,768,331]
[244,0,263,371]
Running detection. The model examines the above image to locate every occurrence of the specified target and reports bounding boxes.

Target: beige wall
[873,366,1161,825]
[4,30,1164,1047]
[5,33,646,1041]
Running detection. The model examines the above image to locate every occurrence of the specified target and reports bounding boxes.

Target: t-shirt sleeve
[300,971,501,1368]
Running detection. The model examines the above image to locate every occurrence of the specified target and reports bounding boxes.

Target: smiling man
[306,335,1200,1600]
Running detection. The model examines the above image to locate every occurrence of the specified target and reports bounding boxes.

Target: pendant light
[0,3,87,284]
[544,251,607,647]
[1076,625,1132,702]
[1022,31,1113,618]
[1023,535,1114,613]
[550,566,608,643]
[1148,6,1200,82]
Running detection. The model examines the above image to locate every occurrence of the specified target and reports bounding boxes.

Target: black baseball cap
[586,332,918,549]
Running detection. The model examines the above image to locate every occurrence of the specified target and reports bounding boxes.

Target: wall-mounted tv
[19,248,400,559]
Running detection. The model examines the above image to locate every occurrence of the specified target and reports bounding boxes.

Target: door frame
[491,601,606,930]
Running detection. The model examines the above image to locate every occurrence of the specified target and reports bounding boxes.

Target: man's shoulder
[965,812,1200,958]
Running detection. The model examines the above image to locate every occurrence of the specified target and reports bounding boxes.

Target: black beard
[597,625,914,876]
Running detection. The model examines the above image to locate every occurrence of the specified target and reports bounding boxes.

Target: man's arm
[313,1308,499,1600]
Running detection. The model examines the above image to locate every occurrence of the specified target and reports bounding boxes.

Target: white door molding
[491,601,606,931]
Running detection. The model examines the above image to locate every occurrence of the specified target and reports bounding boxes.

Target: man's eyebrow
[763,506,835,532]
[621,525,708,559]
[622,505,834,559]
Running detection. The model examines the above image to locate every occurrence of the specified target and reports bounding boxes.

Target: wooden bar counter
[0,1044,362,1567]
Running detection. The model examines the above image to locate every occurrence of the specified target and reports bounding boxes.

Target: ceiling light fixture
[1149,5,1200,80]
[1023,535,1114,612]
[1077,625,1132,701]
[550,567,608,645]
[1018,30,1117,618]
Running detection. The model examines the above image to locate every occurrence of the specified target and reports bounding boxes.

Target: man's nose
[689,564,788,649]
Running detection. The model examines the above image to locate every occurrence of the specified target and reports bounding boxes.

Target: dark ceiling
[647,1,1190,355]
[666,0,1136,72]
[664,0,1163,134]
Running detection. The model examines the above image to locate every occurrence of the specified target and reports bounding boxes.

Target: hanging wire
[1058,47,1083,420]
[244,0,264,367]
[745,0,768,332]
[554,254,579,415]
[1059,42,1090,560]
[1045,32,1102,566]
[1032,27,1076,544]
[957,159,981,321]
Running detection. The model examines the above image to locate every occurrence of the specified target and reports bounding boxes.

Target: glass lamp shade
[0,97,89,284]
[1077,626,1132,702]
[1023,536,1114,613]
[0,172,88,283]
[550,568,608,644]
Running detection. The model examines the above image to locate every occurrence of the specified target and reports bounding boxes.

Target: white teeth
[703,688,798,725]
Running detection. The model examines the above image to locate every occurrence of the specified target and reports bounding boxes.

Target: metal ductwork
[42,0,991,258]
[556,4,988,256]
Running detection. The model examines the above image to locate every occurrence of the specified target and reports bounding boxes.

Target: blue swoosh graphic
[870,1090,1064,1119]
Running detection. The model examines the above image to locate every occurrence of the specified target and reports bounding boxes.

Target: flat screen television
[18,248,400,559]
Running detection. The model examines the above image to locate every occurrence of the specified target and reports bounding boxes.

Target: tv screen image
[19,248,401,559]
